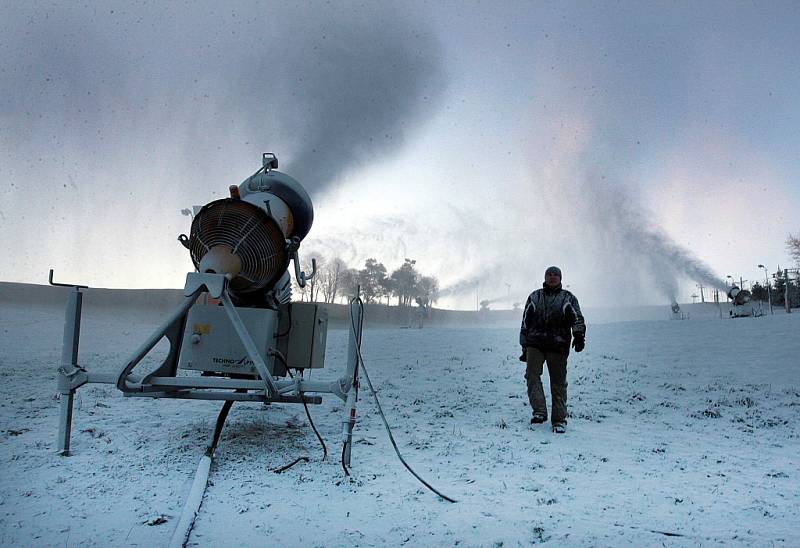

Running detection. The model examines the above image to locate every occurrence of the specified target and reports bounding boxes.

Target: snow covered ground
[1,298,798,546]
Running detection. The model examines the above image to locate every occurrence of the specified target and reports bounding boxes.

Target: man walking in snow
[519,266,585,433]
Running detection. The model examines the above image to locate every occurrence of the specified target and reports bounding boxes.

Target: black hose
[341,443,350,477]
[348,299,457,503]
[206,399,235,457]
[301,394,327,460]
[270,456,310,474]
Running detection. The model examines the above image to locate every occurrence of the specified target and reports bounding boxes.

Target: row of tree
[294,256,440,307]
[751,271,800,307]
[758,232,800,307]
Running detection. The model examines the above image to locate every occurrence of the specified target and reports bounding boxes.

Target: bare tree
[788,232,800,266]
[320,257,347,303]
[339,267,360,303]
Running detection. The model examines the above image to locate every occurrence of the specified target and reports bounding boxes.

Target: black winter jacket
[519,283,586,355]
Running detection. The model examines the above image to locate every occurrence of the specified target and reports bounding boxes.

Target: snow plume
[505,5,745,305]
[280,19,444,193]
[438,277,480,299]
[519,113,728,304]
[0,2,443,287]
[438,264,510,305]
[575,168,726,301]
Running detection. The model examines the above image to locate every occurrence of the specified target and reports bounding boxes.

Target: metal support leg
[220,290,279,397]
[57,392,75,456]
[116,291,199,393]
[341,299,363,467]
[57,287,83,455]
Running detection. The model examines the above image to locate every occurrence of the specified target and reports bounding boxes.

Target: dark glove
[519,347,527,362]
[572,335,585,353]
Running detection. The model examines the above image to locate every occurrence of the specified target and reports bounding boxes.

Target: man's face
[545,272,561,288]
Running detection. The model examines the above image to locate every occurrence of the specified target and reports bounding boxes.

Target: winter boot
[530,413,547,424]
[552,422,566,434]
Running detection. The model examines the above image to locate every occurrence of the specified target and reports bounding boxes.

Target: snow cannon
[727,286,759,318]
[727,286,750,306]
[53,153,364,469]
[181,153,315,306]
[670,301,684,320]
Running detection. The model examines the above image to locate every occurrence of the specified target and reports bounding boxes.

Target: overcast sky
[1,1,798,309]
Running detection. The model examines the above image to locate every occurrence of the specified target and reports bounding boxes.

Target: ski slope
[1,298,798,546]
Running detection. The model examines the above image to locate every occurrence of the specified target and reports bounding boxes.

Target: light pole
[758,264,773,315]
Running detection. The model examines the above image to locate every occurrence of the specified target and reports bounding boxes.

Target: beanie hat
[545,266,562,278]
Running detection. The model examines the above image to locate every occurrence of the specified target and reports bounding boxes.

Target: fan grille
[189,199,288,293]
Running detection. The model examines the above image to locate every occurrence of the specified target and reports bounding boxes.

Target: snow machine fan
[179,153,316,306]
[188,199,289,294]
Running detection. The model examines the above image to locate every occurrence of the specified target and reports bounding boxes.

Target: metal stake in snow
[50,269,88,456]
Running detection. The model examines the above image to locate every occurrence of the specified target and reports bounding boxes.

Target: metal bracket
[177,234,191,250]
[49,269,88,289]
[58,368,89,391]
[184,272,226,298]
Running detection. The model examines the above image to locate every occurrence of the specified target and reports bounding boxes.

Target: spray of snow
[280,20,443,193]
[0,3,443,287]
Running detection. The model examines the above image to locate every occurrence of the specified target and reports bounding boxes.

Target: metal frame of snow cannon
[54,272,364,458]
[54,154,365,465]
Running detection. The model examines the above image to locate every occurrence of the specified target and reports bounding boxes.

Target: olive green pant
[525,347,568,424]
